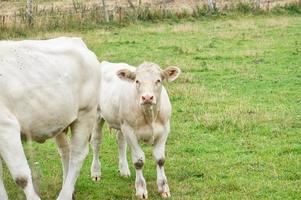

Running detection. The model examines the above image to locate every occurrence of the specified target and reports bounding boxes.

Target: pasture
[2,15,301,199]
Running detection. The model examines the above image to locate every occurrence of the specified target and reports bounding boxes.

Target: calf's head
[117,62,181,106]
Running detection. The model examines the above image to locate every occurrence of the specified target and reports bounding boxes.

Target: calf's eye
[135,80,139,84]
[156,79,161,84]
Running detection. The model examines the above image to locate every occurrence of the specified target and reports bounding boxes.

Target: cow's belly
[22,99,76,142]
[21,124,68,143]
[5,82,78,143]
[20,111,77,143]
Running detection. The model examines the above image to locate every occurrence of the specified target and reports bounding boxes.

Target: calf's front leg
[122,124,148,199]
[153,124,171,198]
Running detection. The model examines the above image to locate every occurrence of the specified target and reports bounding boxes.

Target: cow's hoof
[91,174,101,182]
[120,168,131,177]
[161,191,171,198]
[119,162,131,177]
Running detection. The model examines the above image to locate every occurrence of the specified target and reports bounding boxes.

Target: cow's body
[90,61,180,199]
[0,37,101,200]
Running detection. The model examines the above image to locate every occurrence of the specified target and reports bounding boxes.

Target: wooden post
[118,6,122,24]
[207,0,216,10]
[72,0,79,13]
[162,0,167,9]
[128,0,136,10]
[256,0,260,9]
[267,0,270,11]
[101,0,109,22]
[1,16,5,28]
[27,0,33,26]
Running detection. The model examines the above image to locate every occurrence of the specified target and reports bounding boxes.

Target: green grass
[2,15,301,199]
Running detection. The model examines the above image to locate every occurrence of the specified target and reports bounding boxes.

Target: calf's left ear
[162,66,181,82]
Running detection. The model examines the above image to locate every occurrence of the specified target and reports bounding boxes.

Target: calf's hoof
[91,174,101,182]
[158,182,170,198]
[90,161,101,182]
[91,170,101,182]
[136,184,148,199]
[161,191,171,198]
[136,191,148,199]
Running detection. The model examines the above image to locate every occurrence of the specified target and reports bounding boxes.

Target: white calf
[90,61,180,199]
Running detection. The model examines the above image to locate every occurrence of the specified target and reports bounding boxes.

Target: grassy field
[2,15,301,199]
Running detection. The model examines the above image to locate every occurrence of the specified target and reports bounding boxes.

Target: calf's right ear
[117,69,136,82]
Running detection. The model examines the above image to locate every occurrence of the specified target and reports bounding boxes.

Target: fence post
[267,0,270,11]
[101,0,109,22]
[1,16,5,29]
[162,0,167,9]
[207,0,216,11]
[27,0,33,26]
[128,0,136,10]
[72,0,79,13]
[256,0,260,9]
[118,6,122,24]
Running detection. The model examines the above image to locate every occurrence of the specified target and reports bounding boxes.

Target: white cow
[90,61,180,199]
[0,37,101,200]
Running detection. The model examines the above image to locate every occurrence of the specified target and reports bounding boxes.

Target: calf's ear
[162,66,181,82]
[117,69,136,82]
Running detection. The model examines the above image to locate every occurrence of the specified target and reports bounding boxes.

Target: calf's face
[117,62,181,105]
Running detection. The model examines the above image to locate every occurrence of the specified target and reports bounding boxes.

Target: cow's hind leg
[90,117,104,181]
[0,159,8,200]
[57,109,97,200]
[55,130,70,183]
[0,107,40,200]
[117,130,130,177]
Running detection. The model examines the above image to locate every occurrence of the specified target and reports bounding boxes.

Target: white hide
[90,61,180,199]
[0,37,101,200]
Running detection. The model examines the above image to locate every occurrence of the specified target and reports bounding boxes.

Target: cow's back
[0,37,101,142]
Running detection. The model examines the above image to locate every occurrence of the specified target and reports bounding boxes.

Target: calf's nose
[142,95,154,103]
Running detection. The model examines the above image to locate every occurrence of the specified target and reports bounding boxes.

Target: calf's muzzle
[141,95,155,105]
